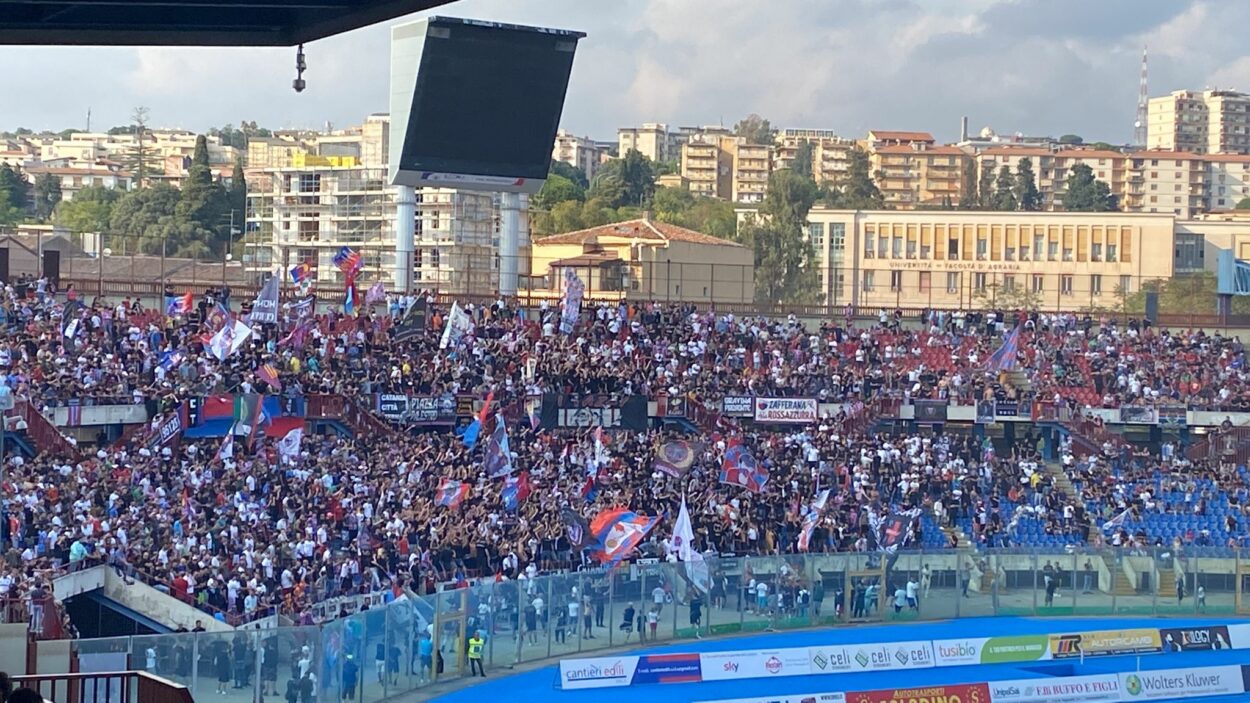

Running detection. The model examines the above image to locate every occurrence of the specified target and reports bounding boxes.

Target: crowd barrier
[700,663,1250,703]
[558,623,1250,690]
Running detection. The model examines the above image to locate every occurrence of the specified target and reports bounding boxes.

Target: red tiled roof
[980,147,1054,158]
[24,166,131,177]
[1204,153,1250,163]
[868,130,935,142]
[534,219,745,248]
[874,145,966,156]
[1128,149,1203,160]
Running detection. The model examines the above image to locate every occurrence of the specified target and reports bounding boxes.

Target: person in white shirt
[906,577,919,610]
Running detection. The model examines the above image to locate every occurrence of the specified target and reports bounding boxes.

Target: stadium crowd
[0,282,1247,629]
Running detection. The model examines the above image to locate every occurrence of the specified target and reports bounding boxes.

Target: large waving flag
[332,246,363,276]
[165,292,193,317]
[365,280,386,305]
[461,390,494,449]
[654,439,699,478]
[719,438,768,493]
[439,301,471,350]
[590,507,659,567]
[290,260,314,285]
[482,415,514,478]
[797,489,831,552]
[673,496,710,594]
[209,318,253,362]
[986,325,1022,373]
[231,393,266,448]
[215,433,234,462]
[257,363,282,391]
[435,479,470,508]
[561,509,592,551]
[501,472,531,512]
[277,426,303,463]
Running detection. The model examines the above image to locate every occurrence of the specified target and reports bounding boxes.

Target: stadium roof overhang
[0,0,455,46]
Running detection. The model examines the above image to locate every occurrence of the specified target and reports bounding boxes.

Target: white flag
[277,428,303,462]
[439,302,470,350]
[215,434,234,462]
[674,496,710,594]
[209,319,253,362]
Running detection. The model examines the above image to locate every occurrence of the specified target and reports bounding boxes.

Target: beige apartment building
[871,143,968,208]
[1148,89,1250,155]
[773,129,855,185]
[617,123,679,163]
[976,147,1125,211]
[678,131,774,203]
[552,129,608,181]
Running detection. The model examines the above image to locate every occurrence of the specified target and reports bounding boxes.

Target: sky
[2,0,1250,144]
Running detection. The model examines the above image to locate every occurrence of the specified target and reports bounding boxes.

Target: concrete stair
[1105,556,1138,595]
[942,525,973,549]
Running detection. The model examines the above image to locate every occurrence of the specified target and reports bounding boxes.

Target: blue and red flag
[332,246,363,277]
[461,390,495,449]
[290,260,314,285]
[501,471,531,512]
[986,325,1022,373]
[589,507,659,566]
[165,292,193,317]
[435,479,470,508]
[719,438,768,493]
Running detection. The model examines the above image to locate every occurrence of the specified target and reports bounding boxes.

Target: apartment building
[870,143,967,208]
[22,164,134,200]
[678,130,774,203]
[1124,150,1208,218]
[617,123,679,163]
[976,147,1125,211]
[1204,154,1250,210]
[245,164,514,295]
[1148,89,1250,155]
[773,129,855,184]
[552,129,608,181]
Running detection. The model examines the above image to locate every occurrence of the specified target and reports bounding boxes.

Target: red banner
[846,683,990,703]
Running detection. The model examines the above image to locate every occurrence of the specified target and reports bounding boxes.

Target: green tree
[1089,142,1119,152]
[31,173,62,220]
[119,107,153,188]
[1122,272,1250,315]
[791,141,815,179]
[745,169,821,306]
[651,185,694,220]
[54,185,120,234]
[589,149,656,208]
[533,173,585,211]
[1058,134,1084,145]
[992,165,1017,211]
[974,281,1044,311]
[0,163,29,213]
[175,135,231,254]
[733,114,775,145]
[228,157,247,226]
[977,162,995,209]
[109,182,181,250]
[549,160,589,189]
[1062,163,1117,212]
[830,146,884,209]
[1013,157,1042,211]
[958,159,978,209]
[1235,197,1250,210]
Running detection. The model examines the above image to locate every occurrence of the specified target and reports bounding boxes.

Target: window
[1061,275,1073,295]
[1092,243,1102,262]
[906,240,917,259]
[831,223,846,253]
[1063,247,1073,262]
[1119,275,1131,294]
[431,249,441,268]
[948,238,960,258]
[946,272,960,293]
[298,173,321,193]
[1090,274,1102,295]
[807,222,825,248]
[1033,234,1044,259]
[862,271,875,292]
[1107,244,1117,262]
[976,238,987,260]
[920,245,931,259]
[1048,241,1058,261]
[890,271,903,291]
[1005,247,1015,261]
[892,237,903,258]
[864,235,875,258]
[973,272,987,292]
[1003,275,1016,291]
[878,237,888,258]
[1032,274,1044,293]
[919,271,931,293]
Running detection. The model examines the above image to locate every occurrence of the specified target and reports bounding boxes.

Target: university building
[740,208,1250,312]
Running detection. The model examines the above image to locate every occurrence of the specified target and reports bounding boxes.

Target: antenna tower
[1134,46,1148,147]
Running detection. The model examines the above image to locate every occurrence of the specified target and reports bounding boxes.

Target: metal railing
[14,671,193,703]
[37,546,1250,701]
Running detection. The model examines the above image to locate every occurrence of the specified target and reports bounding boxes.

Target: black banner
[1160,626,1231,652]
[561,509,592,551]
[375,393,456,425]
[147,403,187,452]
[913,399,948,423]
[539,394,648,431]
[391,299,428,343]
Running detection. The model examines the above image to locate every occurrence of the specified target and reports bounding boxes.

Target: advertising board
[845,683,989,703]
[809,640,935,674]
[932,636,1051,666]
[1159,626,1232,652]
[1118,665,1246,700]
[559,653,702,690]
[700,648,812,681]
[754,397,818,424]
[988,674,1120,703]
[698,695,845,703]
[722,396,754,416]
[1049,628,1162,658]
